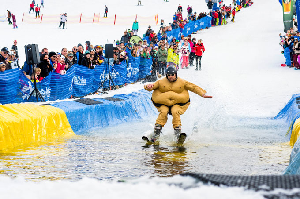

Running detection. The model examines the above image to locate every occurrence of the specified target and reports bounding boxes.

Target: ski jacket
[189,41,195,53]
[144,77,207,107]
[181,45,190,56]
[76,51,84,65]
[37,59,53,78]
[55,62,65,74]
[132,22,139,30]
[60,15,67,22]
[12,14,16,22]
[167,48,175,63]
[7,11,11,18]
[195,43,205,56]
[35,7,40,12]
[30,3,34,8]
[232,9,236,16]
[157,48,168,62]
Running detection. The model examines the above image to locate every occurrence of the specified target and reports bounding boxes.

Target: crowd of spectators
[280,29,300,70]
[0,0,254,83]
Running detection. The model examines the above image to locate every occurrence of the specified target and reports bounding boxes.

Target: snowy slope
[0,0,299,198]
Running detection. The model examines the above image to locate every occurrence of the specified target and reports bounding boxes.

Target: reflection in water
[0,135,195,181]
[142,144,191,177]
[0,120,291,182]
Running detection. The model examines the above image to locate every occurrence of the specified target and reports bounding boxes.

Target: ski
[142,136,159,145]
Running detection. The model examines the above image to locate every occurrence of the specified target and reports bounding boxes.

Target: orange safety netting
[22,13,158,26]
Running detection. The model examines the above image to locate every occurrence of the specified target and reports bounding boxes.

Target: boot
[174,126,181,139]
[150,124,162,142]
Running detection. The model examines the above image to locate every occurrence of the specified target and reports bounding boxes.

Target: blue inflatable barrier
[275,94,300,174]
[51,90,156,134]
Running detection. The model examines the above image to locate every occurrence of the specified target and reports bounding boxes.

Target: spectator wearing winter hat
[66,52,74,68]
[120,31,129,44]
[37,53,53,78]
[81,51,92,69]
[0,47,9,63]
[145,26,152,37]
[48,51,57,71]
[0,47,10,70]
[94,45,104,65]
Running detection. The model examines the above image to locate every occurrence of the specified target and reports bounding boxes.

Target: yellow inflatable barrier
[0,104,75,152]
[290,118,300,147]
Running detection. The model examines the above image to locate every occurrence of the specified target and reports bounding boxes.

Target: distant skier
[29,2,35,13]
[12,14,18,29]
[59,13,67,29]
[104,5,108,18]
[137,0,141,6]
[7,10,12,25]
[144,66,212,143]
[177,4,182,12]
[41,0,44,7]
[35,4,40,18]
[132,19,139,35]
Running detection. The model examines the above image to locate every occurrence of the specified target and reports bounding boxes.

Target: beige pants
[155,103,190,128]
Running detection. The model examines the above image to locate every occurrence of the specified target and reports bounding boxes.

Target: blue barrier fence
[0,57,153,105]
[144,16,212,43]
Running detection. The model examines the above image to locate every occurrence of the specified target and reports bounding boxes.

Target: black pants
[59,21,65,29]
[158,61,166,75]
[195,55,202,69]
[104,12,107,17]
[189,52,195,66]
[8,18,12,24]
[35,11,40,18]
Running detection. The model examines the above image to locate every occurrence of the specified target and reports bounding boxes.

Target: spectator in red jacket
[231,7,236,22]
[195,39,205,71]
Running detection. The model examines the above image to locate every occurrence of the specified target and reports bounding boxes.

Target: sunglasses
[3,52,8,54]
[167,74,175,76]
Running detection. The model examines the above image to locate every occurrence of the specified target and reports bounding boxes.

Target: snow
[0,0,299,198]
